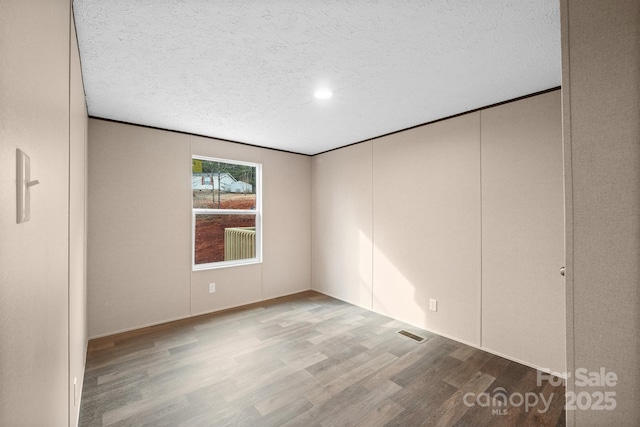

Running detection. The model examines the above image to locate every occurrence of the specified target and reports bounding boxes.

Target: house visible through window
[192,156,261,269]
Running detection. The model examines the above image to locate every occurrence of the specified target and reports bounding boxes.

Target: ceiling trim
[314,86,562,156]
[89,86,561,158]
[88,116,311,157]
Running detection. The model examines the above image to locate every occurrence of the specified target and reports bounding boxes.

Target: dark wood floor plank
[322,379,402,427]
[443,348,493,388]
[388,338,458,388]
[304,351,398,405]
[353,398,405,426]
[450,344,477,361]
[253,371,316,416]
[359,349,425,390]
[423,371,496,427]
[390,355,462,408]
[386,355,462,425]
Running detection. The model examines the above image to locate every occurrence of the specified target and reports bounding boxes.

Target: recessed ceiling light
[314,88,333,100]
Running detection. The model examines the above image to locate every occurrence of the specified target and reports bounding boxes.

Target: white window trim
[192,155,262,271]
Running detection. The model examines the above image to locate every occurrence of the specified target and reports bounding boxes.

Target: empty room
[1,1,638,426]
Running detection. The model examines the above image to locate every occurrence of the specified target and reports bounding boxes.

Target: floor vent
[397,330,425,342]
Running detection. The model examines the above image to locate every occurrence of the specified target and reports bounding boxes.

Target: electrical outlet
[209,283,216,293]
[429,298,438,312]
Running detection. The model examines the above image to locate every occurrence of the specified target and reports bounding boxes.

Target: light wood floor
[80,291,565,426]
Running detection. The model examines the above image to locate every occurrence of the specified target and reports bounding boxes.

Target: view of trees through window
[192,158,260,267]
[192,159,257,209]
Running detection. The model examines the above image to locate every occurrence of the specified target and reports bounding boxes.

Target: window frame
[191,155,262,270]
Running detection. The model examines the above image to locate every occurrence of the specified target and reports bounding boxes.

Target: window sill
[192,258,262,272]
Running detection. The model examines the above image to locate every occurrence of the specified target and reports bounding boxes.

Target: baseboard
[71,338,89,427]
[311,288,567,380]
[87,290,319,346]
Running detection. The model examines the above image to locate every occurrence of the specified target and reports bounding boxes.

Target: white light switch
[209,283,216,293]
[16,148,39,224]
[429,298,438,312]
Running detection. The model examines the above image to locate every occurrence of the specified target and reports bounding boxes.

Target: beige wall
[69,12,89,426]
[371,113,481,346]
[311,91,565,372]
[88,122,192,337]
[481,91,565,374]
[311,143,373,309]
[261,149,311,300]
[88,121,312,336]
[0,1,88,426]
[562,0,640,425]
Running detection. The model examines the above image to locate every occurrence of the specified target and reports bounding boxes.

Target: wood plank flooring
[80,291,565,426]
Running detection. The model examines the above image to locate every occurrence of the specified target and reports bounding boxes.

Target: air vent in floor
[397,330,426,342]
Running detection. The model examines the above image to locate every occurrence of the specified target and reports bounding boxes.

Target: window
[192,156,261,269]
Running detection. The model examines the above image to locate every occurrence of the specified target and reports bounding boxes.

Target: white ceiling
[73,0,561,155]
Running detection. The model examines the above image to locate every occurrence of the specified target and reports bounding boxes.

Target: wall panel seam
[478,111,483,348]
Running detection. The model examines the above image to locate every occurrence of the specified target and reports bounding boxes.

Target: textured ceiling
[73,0,560,155]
